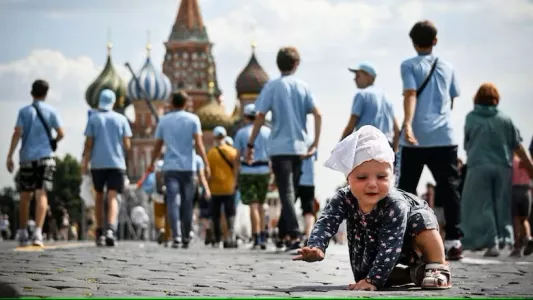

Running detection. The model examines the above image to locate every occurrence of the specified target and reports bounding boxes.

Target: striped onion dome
[85,44,128,110]
[127,47,172,101]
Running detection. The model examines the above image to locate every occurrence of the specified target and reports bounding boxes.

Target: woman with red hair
[461,83,533,257]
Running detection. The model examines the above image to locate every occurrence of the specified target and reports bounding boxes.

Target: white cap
[243,104,256,116]
[324,125,394,178]
[224,136,234,146]
[213,126,227,137]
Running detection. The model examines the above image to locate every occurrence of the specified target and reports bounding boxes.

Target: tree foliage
[51,154,83,224]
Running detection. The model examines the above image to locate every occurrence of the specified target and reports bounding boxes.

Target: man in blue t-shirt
[397,20,462,260]
[82,89,132,247]
[340,63,400,151]
[246,47,322,250]
[234,104,271,249]
[6,79,65,248]
[149,90,210,249]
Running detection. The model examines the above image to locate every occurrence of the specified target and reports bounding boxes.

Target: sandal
[409,261,426,287]
[420,262,452,290]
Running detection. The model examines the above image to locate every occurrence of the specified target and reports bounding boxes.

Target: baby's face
[347,160,392,207]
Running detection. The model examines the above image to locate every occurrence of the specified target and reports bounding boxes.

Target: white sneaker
[32,232,44,248]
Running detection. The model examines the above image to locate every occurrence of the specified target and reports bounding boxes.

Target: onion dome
[127,44,172,101]
[196,82,236,131]
[85,43,128,110]
[235,44,269,97]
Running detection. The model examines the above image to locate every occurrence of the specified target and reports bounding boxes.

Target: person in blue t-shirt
[81,89,132,247]
[297,136,318,245]
[234,104,271,249]
[397,20,462,260]
[6,79,64,248]
[340,63,400,151]
[246,47,322,250]
[149,90,210,249]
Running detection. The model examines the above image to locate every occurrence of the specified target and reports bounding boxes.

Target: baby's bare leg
[413,229,451,289]
[414,229,446,264]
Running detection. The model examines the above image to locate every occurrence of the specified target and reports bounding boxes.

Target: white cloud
[204,0,533,199]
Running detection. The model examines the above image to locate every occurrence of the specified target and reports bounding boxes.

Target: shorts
[398,207,440,265]
[297,185,315,215]
[238,174,270,205]
[91,169,125,193]
[18,157,56,192]
[512,184,532,218]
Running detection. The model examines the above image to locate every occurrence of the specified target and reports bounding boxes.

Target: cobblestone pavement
[0,240,532,298]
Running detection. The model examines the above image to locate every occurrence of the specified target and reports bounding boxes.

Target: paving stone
[1,241,533,297]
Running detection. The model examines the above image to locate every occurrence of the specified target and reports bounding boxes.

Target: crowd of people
[4,19,533,291]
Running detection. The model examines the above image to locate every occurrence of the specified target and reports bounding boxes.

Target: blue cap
[348,62,377,78]
[98,89,116,110]
[243,103,256,116]
[213,126,227,137]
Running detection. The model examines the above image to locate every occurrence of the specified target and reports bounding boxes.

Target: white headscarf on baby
[324,125,395,178]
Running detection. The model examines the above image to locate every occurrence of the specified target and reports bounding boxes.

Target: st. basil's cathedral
[84,0,270,183]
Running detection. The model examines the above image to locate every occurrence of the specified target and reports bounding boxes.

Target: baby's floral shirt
[308,187,434,289]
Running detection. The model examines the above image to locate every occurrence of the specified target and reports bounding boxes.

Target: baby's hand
[347,279,377,291]
[292,246,324,262]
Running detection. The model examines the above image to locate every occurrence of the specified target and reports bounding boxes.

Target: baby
[293,125,450,291]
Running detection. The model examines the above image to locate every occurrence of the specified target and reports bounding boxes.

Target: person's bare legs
[259,204,266,239]
[18,192,31,230]
[31,189,48,246]
[34,189,48,229]
[303,213,315,238]
[415,229,446,264]
[249,202,260,245]
[17,191,31,245]
[94,192,105,229]
[106,190,118,227]
[512,216,533,256]
[103,190,119,246]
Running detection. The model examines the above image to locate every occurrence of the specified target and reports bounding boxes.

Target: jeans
[396,146,462,240]
[164,171,195,241]
[271,155,302,239]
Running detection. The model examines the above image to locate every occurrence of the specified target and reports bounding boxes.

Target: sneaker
[32,232,44,248]
[95,228,105,247]
[444,240,463,261]
[483,245,500,257]
[17,229,29,247]
[171,238,181,249]
[181,241,189,249]
[157,229,165,245]
[259,234,267,250]
[523,239,533,256]
[510,248,522,258]
[275,240,285,251]
[204,229,213,246]
[223,239,237,249]
[105,230,116,247]
[285,240,301,254]
[96,235,106,247]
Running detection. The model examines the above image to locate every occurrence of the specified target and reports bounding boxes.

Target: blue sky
[1,0,533,202]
